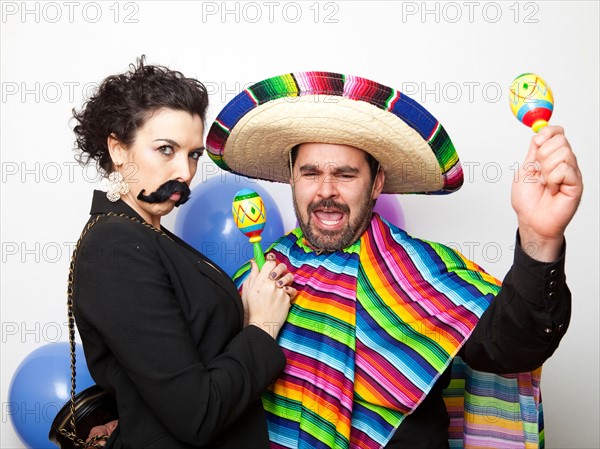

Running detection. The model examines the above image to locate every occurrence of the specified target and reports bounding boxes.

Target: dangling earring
[106,170,130,202]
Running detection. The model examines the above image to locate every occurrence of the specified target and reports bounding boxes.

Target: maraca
[232,188,267,269]
[509,73,554,132]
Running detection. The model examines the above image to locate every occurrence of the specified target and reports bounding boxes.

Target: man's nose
[316,173,338,198]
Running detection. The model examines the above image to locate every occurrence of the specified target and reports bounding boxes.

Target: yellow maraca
[509,73,554,132]
[232,188,267,269]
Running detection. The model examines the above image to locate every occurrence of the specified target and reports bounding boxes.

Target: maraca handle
[253,242,266,269]
[531,120,548,133]
[249,236,265,269]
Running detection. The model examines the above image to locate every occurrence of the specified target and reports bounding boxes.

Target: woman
[70,57,296,449]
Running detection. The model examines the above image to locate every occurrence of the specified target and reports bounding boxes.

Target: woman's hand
[87,419,118,446]
[241,253,296,339]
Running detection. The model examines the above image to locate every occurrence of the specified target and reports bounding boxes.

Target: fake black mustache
[137,180,191,207]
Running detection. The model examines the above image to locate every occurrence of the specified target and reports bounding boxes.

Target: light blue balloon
[175,176,284,277]
[8,342,95,449]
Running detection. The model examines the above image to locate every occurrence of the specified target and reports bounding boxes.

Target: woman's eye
[158,145,174,156]
[189,150,203,161]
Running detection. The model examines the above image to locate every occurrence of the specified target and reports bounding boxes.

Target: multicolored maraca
[509,73,554,132]
[232,188,267,269]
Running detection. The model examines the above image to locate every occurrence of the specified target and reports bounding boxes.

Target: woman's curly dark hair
[72,55,208,175]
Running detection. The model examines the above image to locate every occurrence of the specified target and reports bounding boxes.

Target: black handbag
[49,384,118,448]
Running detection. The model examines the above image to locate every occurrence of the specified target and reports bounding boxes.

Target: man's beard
[294,195,375,252]
[137,180,191,207]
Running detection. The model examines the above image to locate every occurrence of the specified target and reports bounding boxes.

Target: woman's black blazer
[73,191,286,449]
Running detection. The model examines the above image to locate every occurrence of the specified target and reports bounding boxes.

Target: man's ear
[107,134,126,168]
[372,168,385,200]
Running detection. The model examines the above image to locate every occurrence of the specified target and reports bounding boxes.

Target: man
[205,71,582,449]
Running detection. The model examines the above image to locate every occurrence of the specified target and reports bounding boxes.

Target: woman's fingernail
[270,272,277,279]
[277,280,283,287]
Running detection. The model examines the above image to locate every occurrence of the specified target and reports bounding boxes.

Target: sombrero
[206,71,463,194]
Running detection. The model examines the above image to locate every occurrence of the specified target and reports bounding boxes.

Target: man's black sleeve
[460,235,571,373]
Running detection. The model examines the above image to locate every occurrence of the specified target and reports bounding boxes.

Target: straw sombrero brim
[207,72,463,194]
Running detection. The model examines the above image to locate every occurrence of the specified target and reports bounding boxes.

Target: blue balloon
[175,176,285,277]
[8,342,95,449]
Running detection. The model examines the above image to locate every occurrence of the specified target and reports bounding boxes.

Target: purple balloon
[374,194,405,229]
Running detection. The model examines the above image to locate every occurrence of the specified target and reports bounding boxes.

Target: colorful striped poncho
[233,214,543,449]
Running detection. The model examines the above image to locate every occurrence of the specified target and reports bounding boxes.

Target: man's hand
[511,125,583,261]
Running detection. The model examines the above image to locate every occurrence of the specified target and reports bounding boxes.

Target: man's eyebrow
[332,165,360,174]
[298,164,360,173]
[298,163,321,172]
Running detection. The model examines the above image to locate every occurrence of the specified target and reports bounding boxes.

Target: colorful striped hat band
[206,72,464,194]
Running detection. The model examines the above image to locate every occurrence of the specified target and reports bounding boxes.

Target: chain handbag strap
[59,212,171,447]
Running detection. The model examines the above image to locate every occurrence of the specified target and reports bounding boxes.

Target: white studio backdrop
[1,1,598,448]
